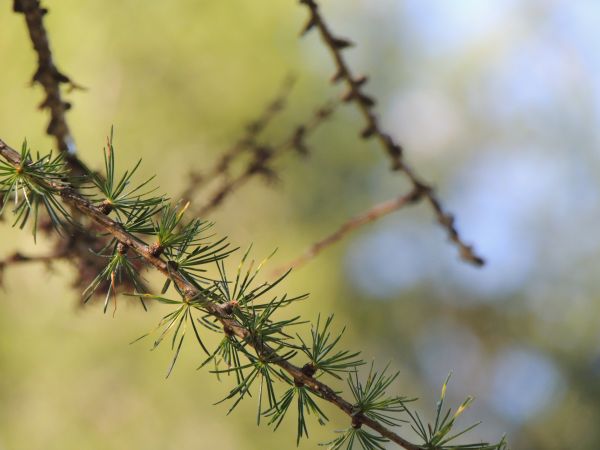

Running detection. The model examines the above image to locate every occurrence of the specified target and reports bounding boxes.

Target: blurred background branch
[271,188,423,278]
[299,0,485,267]
[193,98,338,216]
[13,0,87,174]
[180,74,297,198]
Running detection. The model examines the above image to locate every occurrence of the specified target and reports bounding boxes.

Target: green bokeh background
[1,1,599,449]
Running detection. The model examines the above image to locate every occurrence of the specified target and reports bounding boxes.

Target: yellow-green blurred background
[1,1,599,449]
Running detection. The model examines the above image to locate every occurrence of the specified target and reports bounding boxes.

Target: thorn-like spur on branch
[271,188,424,279]
[298,0,484,267]
[180,75,297,202]
[0,136,422,450]
[13,0,88,175]
[196,99,339,217]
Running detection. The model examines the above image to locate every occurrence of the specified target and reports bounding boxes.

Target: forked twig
[181,74,297,200]
[299,0,484,266]
[196,99,338,216]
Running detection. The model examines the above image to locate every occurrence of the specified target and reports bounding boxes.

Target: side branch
[0,250,66,285]
[0,137,423,450]
[181,75,296,200]
[271,188,423,278]
[299,0,484,266]
[197,99,338,216]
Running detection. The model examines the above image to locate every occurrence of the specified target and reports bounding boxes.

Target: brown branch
[0,250,64,265]
[12,0,123,300]
[13,0,88,175]
[0,137,424,450]
[271,188,424,278]
[299,0,484,266]
[0,250,65,284]
[197,99,338,216]
[180,74,296,201]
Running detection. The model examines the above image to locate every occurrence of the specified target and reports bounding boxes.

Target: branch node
[301,362,317,378]
[98,199,113,215]
[330,69,345,84]
[341,89,355,103]
[116,242,128,256]
[223,324,235,337]
[300,16,318,36]
[358,93,376,108]
[149,242,163,258]
[354,75,368,86]
[223,300,239,315]
[361,125,376,139]
[331,37,354,49]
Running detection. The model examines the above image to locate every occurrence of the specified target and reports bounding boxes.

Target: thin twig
[13,0,88,175]
[0,137,424,450]
[180,74,296,201]
[0,250,65,280]
[197,99,338,216]
[0,251,64,265]
[299,0,484,266]
[271,188,423,278]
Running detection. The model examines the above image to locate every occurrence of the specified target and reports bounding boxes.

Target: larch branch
[0,136,424,450]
